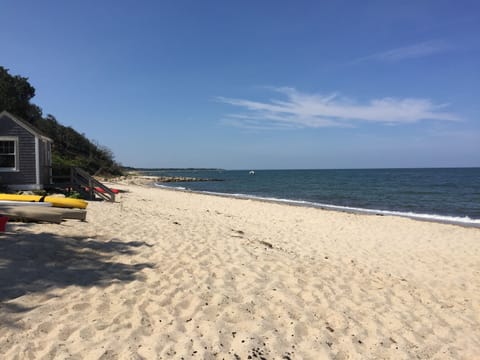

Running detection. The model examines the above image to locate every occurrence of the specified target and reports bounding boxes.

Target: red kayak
[85,187,120,194]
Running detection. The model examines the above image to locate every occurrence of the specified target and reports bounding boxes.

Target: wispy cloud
[217,87,460,130]
[354,40,451,63]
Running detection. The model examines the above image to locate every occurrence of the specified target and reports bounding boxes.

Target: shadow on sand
[0,231,154,307]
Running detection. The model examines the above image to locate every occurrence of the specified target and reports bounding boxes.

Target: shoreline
[152,182,480,229]
[2,182,479,359]
[131,168,480,227]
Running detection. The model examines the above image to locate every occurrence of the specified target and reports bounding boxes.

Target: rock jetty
[156,176,223,183]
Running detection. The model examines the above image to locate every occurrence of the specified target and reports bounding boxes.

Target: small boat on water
[249,170,255,175]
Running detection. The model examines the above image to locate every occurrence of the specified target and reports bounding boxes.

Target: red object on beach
[0,216,8,232]
[94,187,120,194]
[84,187,120,194]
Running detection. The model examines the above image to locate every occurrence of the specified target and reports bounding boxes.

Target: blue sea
[142,168,480,226]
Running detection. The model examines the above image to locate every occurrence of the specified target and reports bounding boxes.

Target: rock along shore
[155,176,224,183]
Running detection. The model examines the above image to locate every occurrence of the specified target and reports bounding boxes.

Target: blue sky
[1,0,479,169]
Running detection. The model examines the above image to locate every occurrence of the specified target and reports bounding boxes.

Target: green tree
[0,66,42,121]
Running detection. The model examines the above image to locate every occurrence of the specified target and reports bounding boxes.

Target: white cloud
[355,40,450,63]
[217,87,460,130]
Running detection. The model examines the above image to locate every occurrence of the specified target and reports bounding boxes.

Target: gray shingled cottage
[0,111,53,190]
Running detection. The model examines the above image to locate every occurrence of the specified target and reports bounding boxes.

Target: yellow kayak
[0,194,88,209]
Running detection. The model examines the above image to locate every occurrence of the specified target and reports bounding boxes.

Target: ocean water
[142,168,480,226]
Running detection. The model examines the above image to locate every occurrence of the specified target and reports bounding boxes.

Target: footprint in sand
[72,303,90,311]
[140,316,154,336]
[96,301,111,313]
[294,322,309,341]
[79,326,95,340]
[98,349,118,360]
[36,321,55,334]
[57,326,77,341]
[95,322,110,331]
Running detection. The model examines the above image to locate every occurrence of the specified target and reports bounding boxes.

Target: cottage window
[0,138,18,170]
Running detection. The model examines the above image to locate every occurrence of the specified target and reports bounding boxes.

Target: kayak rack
[71,167,116,202]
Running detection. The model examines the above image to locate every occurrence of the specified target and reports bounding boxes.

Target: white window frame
[0,136,19,172]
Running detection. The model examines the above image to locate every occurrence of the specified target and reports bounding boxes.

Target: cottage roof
[0,111,53,142]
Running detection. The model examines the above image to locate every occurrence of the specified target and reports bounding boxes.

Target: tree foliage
[0,66,123,176]
[0,67,42,122]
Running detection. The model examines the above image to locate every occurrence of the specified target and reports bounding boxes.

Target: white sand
[1,183,479,359]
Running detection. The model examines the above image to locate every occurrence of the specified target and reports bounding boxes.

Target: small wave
[154,183,187,191]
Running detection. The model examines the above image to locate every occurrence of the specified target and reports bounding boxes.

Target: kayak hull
[0,194,88,209]
[0,200,53,207]
[0,205,63,223]
[0,205,87,222]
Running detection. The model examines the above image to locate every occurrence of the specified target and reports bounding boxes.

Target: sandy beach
[1,183,479,359]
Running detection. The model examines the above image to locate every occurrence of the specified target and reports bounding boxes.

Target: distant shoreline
[107,174,480,228]
[153,182,480,229]
[126,166,480,172]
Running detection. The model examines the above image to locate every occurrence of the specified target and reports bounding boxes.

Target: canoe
[0,205,87,222]
[0,194,88,209]
[0,205,63,223]
[49,207,87,221]
[0,200,53,207]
